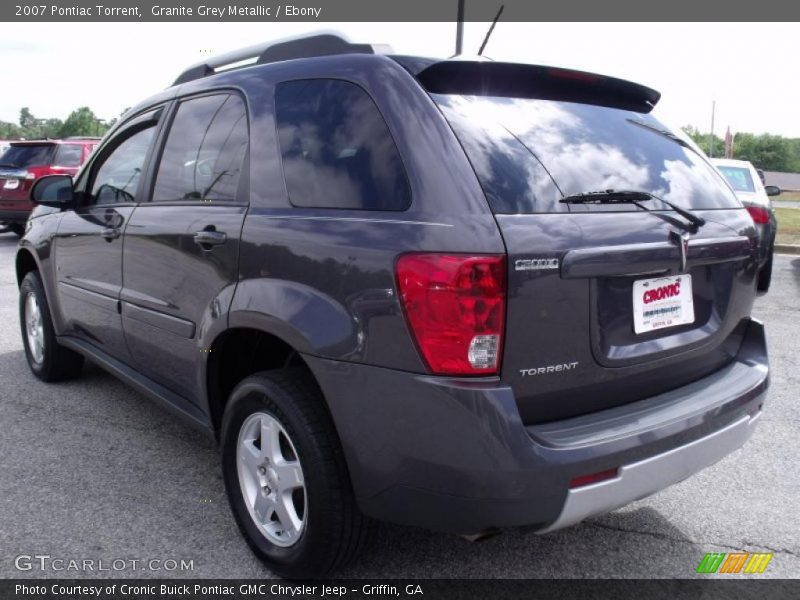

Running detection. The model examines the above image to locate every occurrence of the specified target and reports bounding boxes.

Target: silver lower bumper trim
[539,411,762,533]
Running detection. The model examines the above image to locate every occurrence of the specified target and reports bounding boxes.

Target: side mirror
[764,185,781,197]
[30,174,74,207]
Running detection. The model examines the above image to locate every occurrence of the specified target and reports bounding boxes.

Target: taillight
[23,166,54,181]
[396,254,506,376]
[546,68,601,83]
[745,205,770,225]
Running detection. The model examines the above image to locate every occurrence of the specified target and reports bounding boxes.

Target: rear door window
[434,94,741,214]
[153,94,248,203]
[275,79,410,211]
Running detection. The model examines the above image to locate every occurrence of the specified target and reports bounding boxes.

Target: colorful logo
[696,552,773,574]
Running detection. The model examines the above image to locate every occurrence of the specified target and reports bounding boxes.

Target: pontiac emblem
[669,230,691,272]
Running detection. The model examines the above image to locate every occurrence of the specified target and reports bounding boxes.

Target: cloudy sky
[2,22,797,136]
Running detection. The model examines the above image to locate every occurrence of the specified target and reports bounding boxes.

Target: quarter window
[54,144,83,167]
[275,79,410,211]
[153,94,248,203]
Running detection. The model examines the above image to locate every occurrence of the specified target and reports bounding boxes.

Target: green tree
[39,118,64,139]
[785,138,800,173]
[0,121,24,139]
[59,106,110,137]
[19,107,36,130]
[681,125,725,158]
[732,133,790,171]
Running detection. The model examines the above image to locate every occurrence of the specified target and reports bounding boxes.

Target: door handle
[193,229,227,248]
[101,228,121,241]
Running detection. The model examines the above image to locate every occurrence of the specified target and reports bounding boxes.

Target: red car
[0,138,98,235]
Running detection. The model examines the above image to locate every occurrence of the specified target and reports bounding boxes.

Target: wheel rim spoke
[252,490,274,523]
[275,461,304,490]
[240,439,261,473]
[274,490,302,540]
[260,417,283,462]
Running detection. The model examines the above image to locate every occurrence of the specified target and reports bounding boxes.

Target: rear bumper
[0,208,31,223]
[304,318,768,534]
[539,411,760,532]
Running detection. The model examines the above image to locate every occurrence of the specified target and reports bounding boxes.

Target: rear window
[716,166,755,193]
[434,94,741,213]
[0,144,54,169]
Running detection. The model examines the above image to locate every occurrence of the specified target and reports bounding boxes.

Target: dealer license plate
[632,274,694,334]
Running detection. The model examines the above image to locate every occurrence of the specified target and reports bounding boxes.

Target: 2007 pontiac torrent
[17,34,769,577]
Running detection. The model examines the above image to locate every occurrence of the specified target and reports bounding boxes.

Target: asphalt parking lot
[0,233,797,579]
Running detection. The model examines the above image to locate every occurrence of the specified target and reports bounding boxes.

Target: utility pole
[455,0,465,55]
[709,100,716,158]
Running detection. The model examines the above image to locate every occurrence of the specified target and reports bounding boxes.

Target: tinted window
[90,126,155,205]
[717,166,755,193]
[275,79,410,211]
[0,144,54,168]
[434,94,741,213]
[54,144,83,167]
[153,94,248,203]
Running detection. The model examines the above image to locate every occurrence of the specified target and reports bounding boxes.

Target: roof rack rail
[173,32,393,86]
[64,136,102,140]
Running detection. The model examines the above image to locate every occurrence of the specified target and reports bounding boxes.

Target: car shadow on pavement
[0,346,711,579]
[340,506,709,579]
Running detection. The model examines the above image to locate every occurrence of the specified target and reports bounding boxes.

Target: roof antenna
[455,0,465,55]
[478,4,504,56]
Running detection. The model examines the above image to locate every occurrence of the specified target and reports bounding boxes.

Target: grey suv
[17,34,769,577]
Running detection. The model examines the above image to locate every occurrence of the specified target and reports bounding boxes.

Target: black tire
[221,369,371,578]
[8,223,25,237]
[19,271,84,382]
[757,251,773,294]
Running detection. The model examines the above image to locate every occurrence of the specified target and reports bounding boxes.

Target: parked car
[711,158,779,292]
[0,138,99,236]
[17,34,769,577]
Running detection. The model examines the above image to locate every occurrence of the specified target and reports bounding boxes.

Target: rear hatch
[422,62,759,423]
[0,142,55,206]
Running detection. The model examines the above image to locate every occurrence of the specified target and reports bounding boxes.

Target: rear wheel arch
[205,327,329,441]
[16,248,39,287]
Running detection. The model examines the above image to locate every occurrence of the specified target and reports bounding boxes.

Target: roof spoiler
[393,58,660,113]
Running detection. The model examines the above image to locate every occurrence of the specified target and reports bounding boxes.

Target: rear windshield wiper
[559,189,706,228]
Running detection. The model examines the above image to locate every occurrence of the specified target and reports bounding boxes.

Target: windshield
[0,144,54,169]
[433,94,741,214]
[716,166,756,193]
